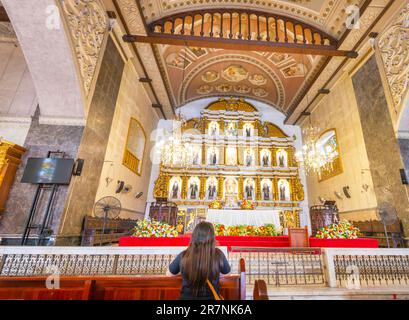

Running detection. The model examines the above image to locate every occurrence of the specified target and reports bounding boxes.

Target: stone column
[352,55,409,236]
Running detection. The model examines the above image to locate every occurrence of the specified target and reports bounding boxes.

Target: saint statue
[245,182,254,200]
[190,182,198,199]
[210,150,217,165]
[208,181,217,199]
[262,183,270,200]
[245,151,252,167]
[262,153,269,166]
[210,124,217,136]
[171,182,179,199]
[226,180,235,194]
[279,183,287,201]
[192,150,199,165]
[278,153,285,167]
[245,127,251,137]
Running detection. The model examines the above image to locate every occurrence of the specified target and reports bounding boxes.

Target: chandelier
[295,123,336,175]
[159,112,193,169]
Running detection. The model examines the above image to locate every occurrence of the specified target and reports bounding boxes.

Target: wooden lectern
[0,140,27,213]
[288,226,310,247]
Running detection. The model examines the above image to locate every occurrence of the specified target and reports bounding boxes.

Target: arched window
[123,118,146,175]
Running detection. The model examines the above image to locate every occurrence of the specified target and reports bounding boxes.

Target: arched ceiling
[114,0,394,122]
[139,0,364,39]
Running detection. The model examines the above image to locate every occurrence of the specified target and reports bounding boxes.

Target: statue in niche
[245,150,253,167]
[226,122,236,136]
[245,181,254,200]
[278,153,285,167]
[226,179,235,194]
[210,149,217,165]
[210,123,217,136]
[207,180,217,199]
[279,181,287,201]
[171,181,179,199]
[190,181,198,199]
[262,183,270,200]
[192,150,199,165]
[245,126,251,137]
[262,153,269,167]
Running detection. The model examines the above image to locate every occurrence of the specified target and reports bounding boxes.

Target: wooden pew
[0,259,246,300]
[81,216,139,246]
[253,279,268,300]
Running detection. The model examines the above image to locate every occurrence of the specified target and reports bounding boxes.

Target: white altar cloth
[206,209,281,228]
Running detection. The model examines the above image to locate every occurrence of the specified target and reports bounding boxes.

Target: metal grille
[0,254,176,277]
[229,247,325,286]
[334,254,409,287]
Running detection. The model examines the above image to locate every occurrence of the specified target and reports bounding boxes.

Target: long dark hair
[181,222,223,297]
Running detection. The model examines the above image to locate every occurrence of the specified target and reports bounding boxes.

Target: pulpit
[309,203,339,235]
[0,140,27,213]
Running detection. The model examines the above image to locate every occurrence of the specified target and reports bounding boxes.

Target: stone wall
[57,37,124,244]
[0,108,84,239]
[352,55,409,235]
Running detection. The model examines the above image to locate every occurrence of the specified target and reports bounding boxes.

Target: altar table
[206,209,281,228]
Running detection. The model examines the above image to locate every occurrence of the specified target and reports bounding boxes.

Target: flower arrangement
[209,200,223,209]
[214,223,279,236]
[241,199,255,210]
[315,220,360,239]
[132,219,179,238]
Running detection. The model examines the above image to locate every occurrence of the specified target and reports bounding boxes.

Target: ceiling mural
[157,44,314,113]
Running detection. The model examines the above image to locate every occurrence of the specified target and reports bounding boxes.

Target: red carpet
[119,235,378,250]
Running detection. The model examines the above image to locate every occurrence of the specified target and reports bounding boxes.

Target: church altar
[206,209,281,228]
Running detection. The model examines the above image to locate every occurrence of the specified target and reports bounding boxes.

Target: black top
[168,248,231,300]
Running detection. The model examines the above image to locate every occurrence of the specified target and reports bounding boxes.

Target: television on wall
[21,158,75,185]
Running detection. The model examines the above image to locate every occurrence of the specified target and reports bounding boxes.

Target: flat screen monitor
[21,158,74,185]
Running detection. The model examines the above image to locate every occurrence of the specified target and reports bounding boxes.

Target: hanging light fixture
[294,54,336,175]
[295,117,331,174]
[159,44,193,169]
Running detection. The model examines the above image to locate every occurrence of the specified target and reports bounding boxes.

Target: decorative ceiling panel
[139,0,365,39]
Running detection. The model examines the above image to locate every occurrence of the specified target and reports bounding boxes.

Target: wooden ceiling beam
[123,34,358,58]
[0,7,10,22]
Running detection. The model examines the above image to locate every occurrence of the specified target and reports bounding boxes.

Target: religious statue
[226,122,236,136]
[279,182,287,201]
[278,153,285,167]
[245,181,254,200]
[210,150,217,165]
[245,126,251,137]
[245,151,252,167]
[192,150,199,165]
[262,183,270,200]
[190,181,198,199]
[171,181,179,199]
[262,153,269,166]
[210,123,217,136]
[207,180,217,199]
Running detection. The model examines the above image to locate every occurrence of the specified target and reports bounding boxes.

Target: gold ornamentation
[378,5,409,110]
[181,175,189,199]
[293,177,305,202]
[153,170,169,199]
[60,0,107,96]
[222,65,249,82]
[199,176,206,200]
